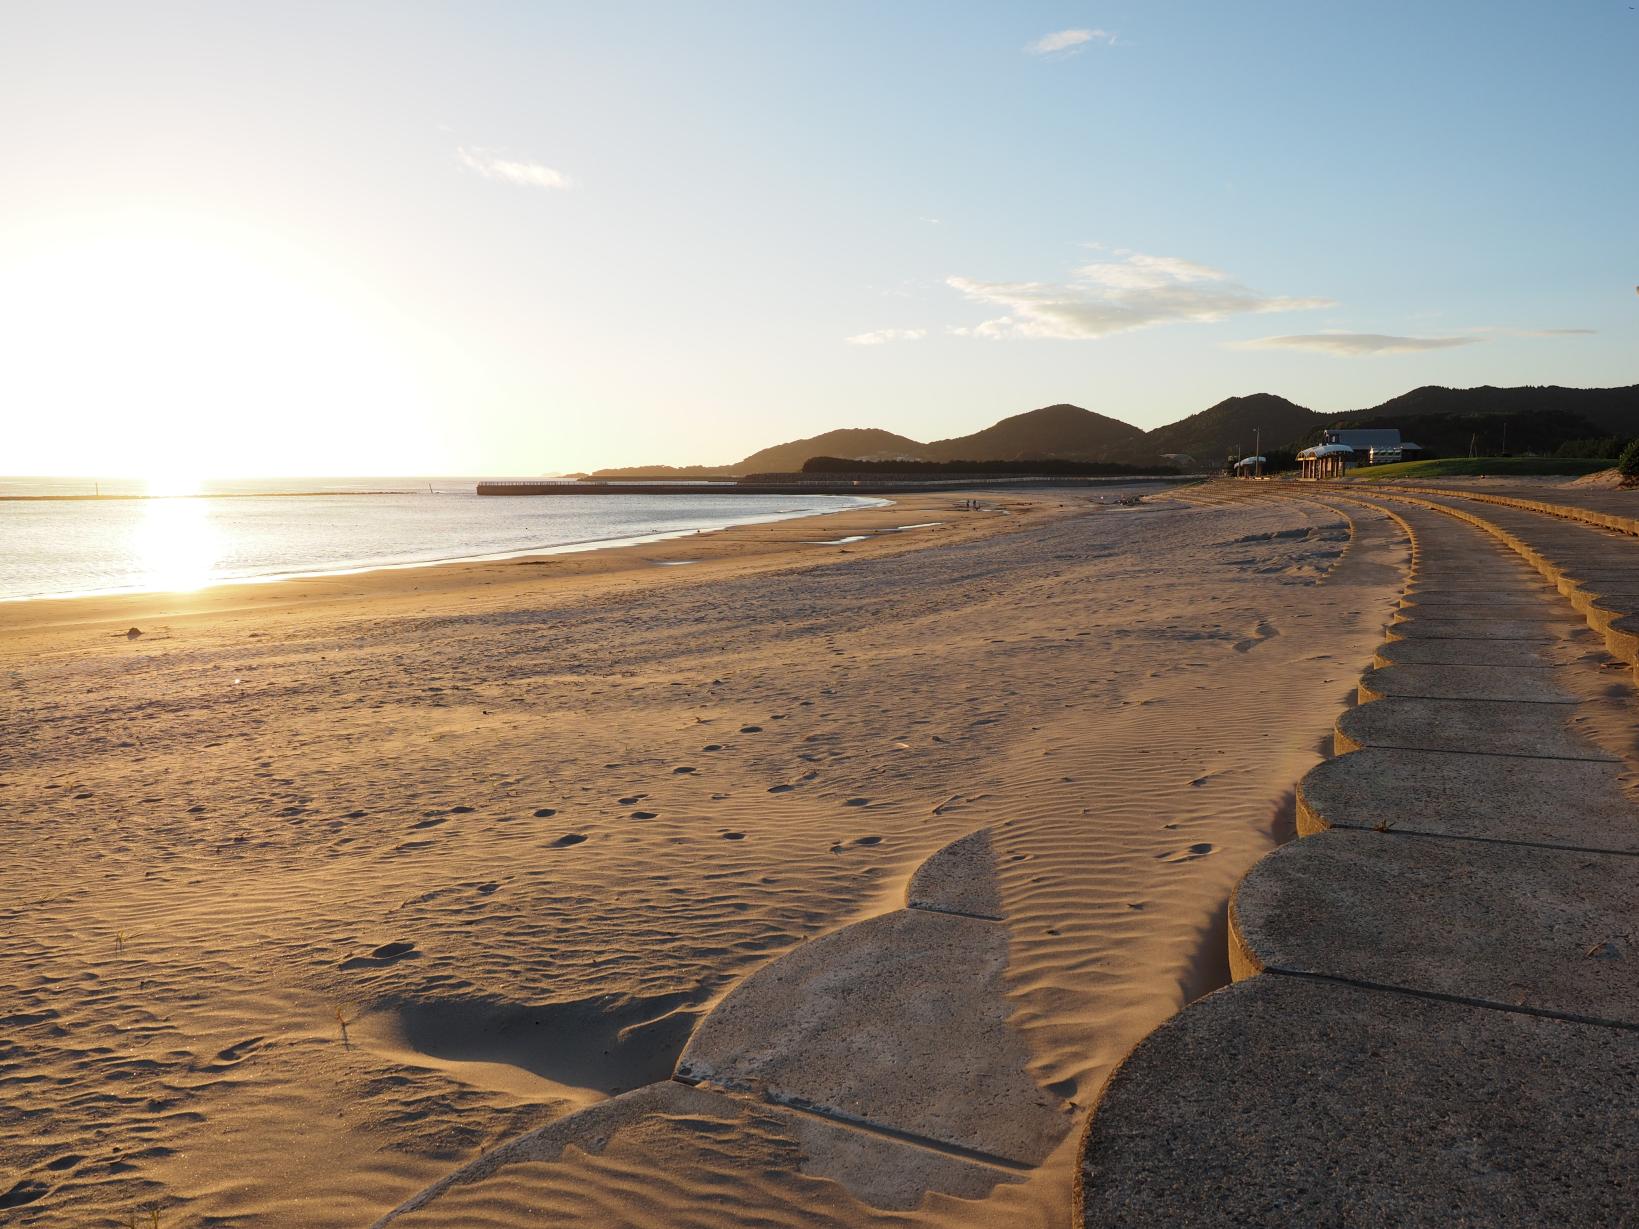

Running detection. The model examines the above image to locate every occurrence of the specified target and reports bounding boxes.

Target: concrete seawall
[1076,482,1639,1225]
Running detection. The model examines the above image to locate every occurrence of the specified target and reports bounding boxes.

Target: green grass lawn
[1348,456,1615,482]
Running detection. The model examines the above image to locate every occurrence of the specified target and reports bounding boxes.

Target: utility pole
[1255,427,1262,477]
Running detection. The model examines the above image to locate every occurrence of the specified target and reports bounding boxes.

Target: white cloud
[947,250,1330,341]
[1235,332,1479,356]
[457,147,575,190]
[1027,28,1116,56]
[846,328,927,346]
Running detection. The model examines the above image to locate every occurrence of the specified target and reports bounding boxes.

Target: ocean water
[0,477,883,602]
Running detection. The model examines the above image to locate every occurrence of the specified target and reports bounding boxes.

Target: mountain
[1136,394,1323,466]
[585,384,1639,477]
[927,404,1147,462]
[735,428,930,474]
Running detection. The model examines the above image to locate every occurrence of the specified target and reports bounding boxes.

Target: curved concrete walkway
[1077,488,1639,1225]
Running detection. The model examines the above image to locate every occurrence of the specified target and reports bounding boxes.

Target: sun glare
[135,489,219,592]
[0,212,430,479]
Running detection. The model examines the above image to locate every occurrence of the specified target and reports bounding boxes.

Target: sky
[2,1,1636,478]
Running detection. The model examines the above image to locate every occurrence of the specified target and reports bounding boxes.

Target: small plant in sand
[1618,439,1639,486]
[114,929,129,955]
[333,1004,354,1048]
[126,1208,160,1228]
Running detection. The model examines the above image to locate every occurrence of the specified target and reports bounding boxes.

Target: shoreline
[0,488,1084,638]
[0,495,892,606]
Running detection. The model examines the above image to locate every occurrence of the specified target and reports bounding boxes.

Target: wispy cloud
[947,250,1329,341]
[846,328,927,346]
[458,146,575,190]
[1027,28,1116,56]
[1489,326,1597,337]
[1235,332,1479,356]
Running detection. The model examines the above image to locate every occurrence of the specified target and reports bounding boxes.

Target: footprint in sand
[344,809,367,819]
[1158,843,1215,863]
[213,1036,266,1065]
[843,797,870,807]
[533,808,557,818]
[411,817,446,829]
[0,1180,48,1209]
[631,810,657,820]
[768,784,794,794]
[341,940,417,969]
[674,766,698,774]
[618,794,646,806]
[450,805,475,814]
[721,831,746,840]
[740,725,763,733]
[702,744,723,752]
[552,833,588,848]
[1233,622,1280,653]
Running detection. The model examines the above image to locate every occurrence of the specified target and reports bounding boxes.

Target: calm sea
[0,477,884,602]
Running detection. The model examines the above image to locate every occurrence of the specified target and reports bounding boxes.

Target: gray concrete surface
[677,906,1072,1165]
[905,827,1005,919]
[1357,663,1577,703]
[1296,746,1639,849]
[1386,614,1565,641]
[1078,976,1639,1227]
[1373,636,1566,668]
[1229,828,1639,1024]
[1335,696,1618,759]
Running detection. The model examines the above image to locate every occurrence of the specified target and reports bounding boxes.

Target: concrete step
[1229,828,1639,1025]
[1384,615,1563,641]
[1357,663,1577,703]
[1373,636,1567,668]
[1297,746,1639,849]
[1335,696,1618,760]
[1077,976,1639,1228]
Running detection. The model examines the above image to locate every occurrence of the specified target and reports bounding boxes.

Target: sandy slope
[0,484,1405,1226]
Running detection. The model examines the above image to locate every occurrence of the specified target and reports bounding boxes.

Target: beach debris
[931,793,962,815]
[126,627,143,639]
[1584,939,1623,960]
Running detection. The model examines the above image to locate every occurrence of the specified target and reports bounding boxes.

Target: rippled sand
[0,484,1404,1226]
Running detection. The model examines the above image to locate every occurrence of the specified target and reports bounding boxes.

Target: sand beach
[0,485,1408,1225]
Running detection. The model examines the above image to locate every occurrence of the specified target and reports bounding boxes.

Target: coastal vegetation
[1346,456,1615,481]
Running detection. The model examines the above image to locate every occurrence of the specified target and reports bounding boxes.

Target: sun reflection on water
[137,477,220,592]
